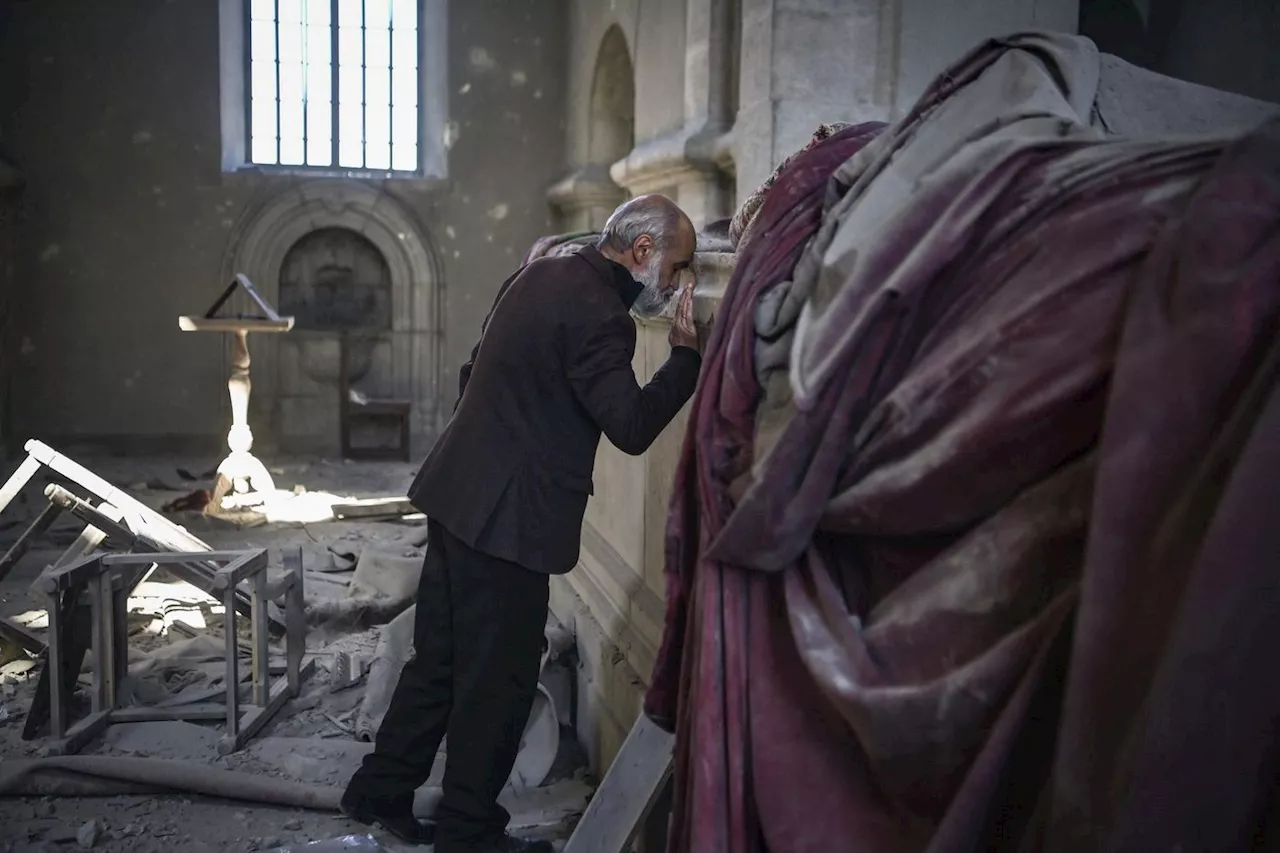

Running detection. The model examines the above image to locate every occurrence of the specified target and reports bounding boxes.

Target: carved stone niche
[220,181,444,456]
[278,227,393,390]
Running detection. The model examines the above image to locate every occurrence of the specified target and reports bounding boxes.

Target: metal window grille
[245,0,421,173]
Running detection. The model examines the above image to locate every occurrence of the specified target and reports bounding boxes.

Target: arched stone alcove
[588,26,636,171]
[220,180,444,455]
[549,25,637,230]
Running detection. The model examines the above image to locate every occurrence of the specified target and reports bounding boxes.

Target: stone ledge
[545,164,627,215]
[712,127,736,175]
[609,120,733,195]
[634,250,737,332]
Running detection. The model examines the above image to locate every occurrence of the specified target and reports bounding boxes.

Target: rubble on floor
[0,448,590,853]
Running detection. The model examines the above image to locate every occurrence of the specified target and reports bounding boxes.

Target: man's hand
[669,282,699,352]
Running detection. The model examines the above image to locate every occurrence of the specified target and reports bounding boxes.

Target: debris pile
[0,444,590,851]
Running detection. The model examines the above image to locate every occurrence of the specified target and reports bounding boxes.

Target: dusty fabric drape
[728,122,853,251]
[647,31,1280,853]
[521,231,597,265]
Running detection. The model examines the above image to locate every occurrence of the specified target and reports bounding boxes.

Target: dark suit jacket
[407,245,702,574]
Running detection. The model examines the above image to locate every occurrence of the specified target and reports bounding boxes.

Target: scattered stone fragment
[76,819,101,848]
[282,817,302,831]
[33,798,55,817]
[44,826,77,844]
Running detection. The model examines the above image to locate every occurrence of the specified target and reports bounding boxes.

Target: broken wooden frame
[0,486,135,660]
[17,490,157,739]
[38,548,310,756]
[0,439,284,632]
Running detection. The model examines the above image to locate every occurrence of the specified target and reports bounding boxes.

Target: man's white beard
[630,253,675,319]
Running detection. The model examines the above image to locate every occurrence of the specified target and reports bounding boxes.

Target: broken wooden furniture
[338,332,412,462]
[0,439,282,631]
[9,487,149,740]
[179,274,294,514]
[38,548,310,756]
[0,440,291,738]
[0,479,139,663]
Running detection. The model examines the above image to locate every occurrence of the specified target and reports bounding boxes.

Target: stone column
[609,0,738,229]
[734,0,1079,197]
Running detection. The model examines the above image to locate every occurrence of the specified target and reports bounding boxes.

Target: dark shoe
[438,834,554,853]
[339,788,436,846]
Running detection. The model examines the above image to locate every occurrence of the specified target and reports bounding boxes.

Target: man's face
[627,229,694,319]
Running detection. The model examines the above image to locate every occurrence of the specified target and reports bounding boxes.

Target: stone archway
[220,180,444,454]
[550,25,636,230]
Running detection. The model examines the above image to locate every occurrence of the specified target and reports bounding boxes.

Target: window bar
[387,4,392,170]
[242,0,253,163]
[361,0,368,170]
[416,0,423,172]
[330,0,339,169]
[301,11,309,167]
[274,0,282,165]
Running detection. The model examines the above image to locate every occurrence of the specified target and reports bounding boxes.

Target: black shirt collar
[578,245,644,309]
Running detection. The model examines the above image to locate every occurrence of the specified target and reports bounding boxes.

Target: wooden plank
[45,485,136,547]
[47,708,111,756]
[210,549,269,588]
[51,505,117,570]
[111,704,229,723]
[0,616,45,655]
[331,497,417,519]
[38,554,104,594]
[562,713,675,853]
[25,440,213,555]
[0,501,62,585]
[217,657,317,755]
[284,548,305,695]
[102,550,267,567]
[178,317,293,333]
[0,454,41,516]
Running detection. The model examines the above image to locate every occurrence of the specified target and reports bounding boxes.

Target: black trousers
[346,519,550,849]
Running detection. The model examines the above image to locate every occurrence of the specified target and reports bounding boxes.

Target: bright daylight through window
[247,0,420,173]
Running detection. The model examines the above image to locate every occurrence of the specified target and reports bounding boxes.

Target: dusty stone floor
[0,449,589,853]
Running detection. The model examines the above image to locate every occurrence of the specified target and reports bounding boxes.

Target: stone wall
[0,0,570,456]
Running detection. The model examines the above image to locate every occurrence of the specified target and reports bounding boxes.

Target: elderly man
[341,194,702,852]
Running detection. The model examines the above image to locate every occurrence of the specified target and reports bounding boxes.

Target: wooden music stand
[179,275,293,514]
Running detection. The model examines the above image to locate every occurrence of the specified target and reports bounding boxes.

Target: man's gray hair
[597,199,683,254]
